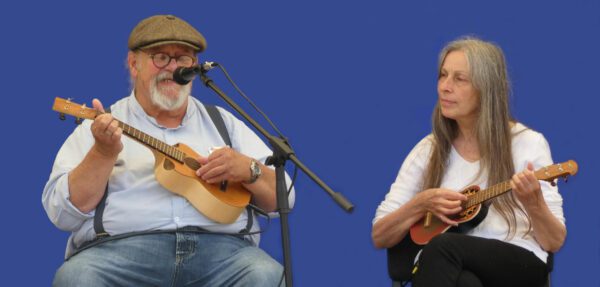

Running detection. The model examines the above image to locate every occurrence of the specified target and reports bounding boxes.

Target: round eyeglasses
[145,52,196,69]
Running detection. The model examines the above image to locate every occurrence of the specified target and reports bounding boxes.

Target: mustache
[155,71,173,82]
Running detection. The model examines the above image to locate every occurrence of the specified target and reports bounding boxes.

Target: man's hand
[90,99,123,159]
[196,147,253,184]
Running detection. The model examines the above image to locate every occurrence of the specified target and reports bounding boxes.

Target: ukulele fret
[117,121,185,163]
[410,160,577,247]
[466,180,511,208]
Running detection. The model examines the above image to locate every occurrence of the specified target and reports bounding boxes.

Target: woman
[372,37,566,287]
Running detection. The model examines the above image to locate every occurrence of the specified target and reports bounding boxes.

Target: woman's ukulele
[390,160,577,282]
[410,160,578,245]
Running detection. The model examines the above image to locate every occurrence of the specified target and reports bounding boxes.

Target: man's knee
[238,256,284,286]
[53,261,107,287]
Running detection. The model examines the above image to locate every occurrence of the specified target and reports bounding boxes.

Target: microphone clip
[200,61,217,73]
[173,62,218,85]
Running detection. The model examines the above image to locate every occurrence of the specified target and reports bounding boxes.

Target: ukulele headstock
[53,97,98,124]
[535,160,578,185]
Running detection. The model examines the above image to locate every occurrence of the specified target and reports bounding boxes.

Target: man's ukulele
[53,97,251,224]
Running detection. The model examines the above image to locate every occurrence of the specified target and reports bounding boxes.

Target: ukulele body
[153,143,251,224]
[410,185,487,245]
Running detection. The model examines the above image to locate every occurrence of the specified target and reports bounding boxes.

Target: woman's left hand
[511,162,545,209]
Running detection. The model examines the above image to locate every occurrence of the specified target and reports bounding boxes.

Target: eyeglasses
[144,52,196,69]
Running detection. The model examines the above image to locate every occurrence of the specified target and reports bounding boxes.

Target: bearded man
[43,14,293,287]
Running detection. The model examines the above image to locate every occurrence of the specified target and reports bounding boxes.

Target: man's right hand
[90,99,123,158]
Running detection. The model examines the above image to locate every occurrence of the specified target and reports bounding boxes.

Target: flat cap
[128,15,207,52]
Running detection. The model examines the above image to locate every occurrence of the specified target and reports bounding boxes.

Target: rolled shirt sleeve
[42,121,95,231]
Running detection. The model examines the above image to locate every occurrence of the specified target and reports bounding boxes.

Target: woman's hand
[512,162,545,210]
[415,188,467,226]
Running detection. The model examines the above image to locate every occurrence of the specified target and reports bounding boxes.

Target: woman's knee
[423,233,463,254]
[457,270,483,287]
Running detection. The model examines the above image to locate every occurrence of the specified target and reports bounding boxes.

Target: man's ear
[127,51,139,78]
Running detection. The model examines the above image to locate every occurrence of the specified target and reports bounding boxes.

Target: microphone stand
[197,68,354,287]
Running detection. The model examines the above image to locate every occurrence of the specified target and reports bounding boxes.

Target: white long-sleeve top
[373,123,565,263]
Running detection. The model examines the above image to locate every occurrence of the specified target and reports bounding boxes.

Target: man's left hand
[195,147,252,184]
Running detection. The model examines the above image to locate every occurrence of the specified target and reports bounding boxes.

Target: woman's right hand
[415,188,467,226]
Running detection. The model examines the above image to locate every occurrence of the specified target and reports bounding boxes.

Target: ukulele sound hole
[163,159,175,170]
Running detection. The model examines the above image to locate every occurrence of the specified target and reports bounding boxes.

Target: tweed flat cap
[128,15,207,52]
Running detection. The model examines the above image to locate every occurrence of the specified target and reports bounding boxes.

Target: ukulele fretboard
[116,120,186,163]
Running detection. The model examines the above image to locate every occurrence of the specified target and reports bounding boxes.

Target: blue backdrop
[1,1,598,286]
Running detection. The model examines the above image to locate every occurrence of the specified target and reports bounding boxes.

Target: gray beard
[149,71,191,111]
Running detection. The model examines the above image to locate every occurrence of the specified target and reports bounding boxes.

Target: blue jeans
[53,232,284,287]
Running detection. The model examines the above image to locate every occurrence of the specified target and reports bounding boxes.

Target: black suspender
[204,105,232,147]
[93,187,109,237]
[92,104,254,238]
[93,106,111,237]
[204,105,255,234]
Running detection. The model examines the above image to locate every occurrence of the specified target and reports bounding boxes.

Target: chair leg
[541,274,550,287]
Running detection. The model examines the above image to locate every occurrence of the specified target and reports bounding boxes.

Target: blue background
[1,1,598,286]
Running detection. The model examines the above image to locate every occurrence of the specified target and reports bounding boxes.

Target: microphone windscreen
[173,66,195,85]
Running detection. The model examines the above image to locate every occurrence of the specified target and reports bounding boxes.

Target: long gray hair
[423,36,530,239]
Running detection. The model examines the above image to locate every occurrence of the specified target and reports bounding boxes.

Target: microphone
[173,66,200,85]
[173,62,217,85]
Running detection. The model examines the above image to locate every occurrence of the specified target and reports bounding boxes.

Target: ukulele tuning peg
[563,176,568,183]
[550,180,557,187]
[75,117,83,125]
[59,113,66,121]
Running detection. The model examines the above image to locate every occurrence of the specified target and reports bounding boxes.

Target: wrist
[244,159,262,184]
[524,199,547,214]
[412,191,429,213]
[91,144,119,160]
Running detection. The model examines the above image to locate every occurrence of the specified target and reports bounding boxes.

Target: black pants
[412,233,548,287]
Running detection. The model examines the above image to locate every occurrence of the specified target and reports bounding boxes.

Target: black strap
[204,104,254,233]
[93,106,111,238]
[204,104,232,147]
[69,225,246,260]
[93,184,110,237]
[92,103,254,239]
